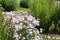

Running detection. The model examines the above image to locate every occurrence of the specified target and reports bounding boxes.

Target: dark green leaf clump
[0,0,19,11]
[20,0,29,8]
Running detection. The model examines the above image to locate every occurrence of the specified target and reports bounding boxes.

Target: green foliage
[0,6,13,40]
[0,0,19,11]
[49,5,60,33]
[28,0,55,30]
[0,14,14,40]
[0,11,3,40]
[20,0,29,8]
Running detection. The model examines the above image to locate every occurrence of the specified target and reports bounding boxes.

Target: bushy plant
[0,11,42,40]
[28,0,56,32]
[20,0,29,8]
[0,0,19,11]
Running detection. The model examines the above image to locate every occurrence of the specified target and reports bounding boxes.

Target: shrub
[28,0,56,32]
[0,0,20,11]
[20,0,29,8]
[0,11,42,40]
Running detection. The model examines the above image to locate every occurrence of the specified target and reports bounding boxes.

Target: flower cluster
[4,11,42,40]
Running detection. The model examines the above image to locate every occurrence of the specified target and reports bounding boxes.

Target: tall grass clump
[28,0,56,32]
[49,5,60,34]
[0,0,20,11]
[0,5,14,40]
[0,6,4,40]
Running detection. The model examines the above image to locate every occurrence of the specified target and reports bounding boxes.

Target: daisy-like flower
[4,11,42,40]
